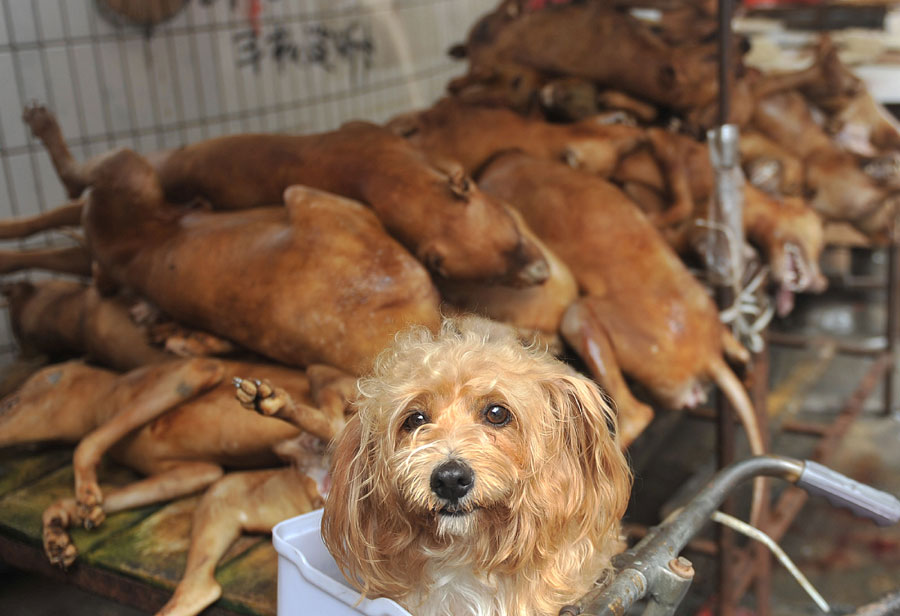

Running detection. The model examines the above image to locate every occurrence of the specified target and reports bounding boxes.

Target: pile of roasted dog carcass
[1,0,899,614]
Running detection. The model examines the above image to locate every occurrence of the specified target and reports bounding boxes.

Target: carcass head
[765,198,828,316]
[417,161,549,288]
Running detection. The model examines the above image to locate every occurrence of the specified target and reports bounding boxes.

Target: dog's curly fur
[322,317,632,616]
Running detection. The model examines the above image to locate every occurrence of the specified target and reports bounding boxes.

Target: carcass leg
[0,200,84,240]
[234,376,345,441]
[148,321,238,357]
[22,104,91,199]
[156,468,320,616]
[645,128,696,228]
[72,359,225,527]
[561,300,654,448]
[306,364,358,421]
[0,362,116,448]
[0,245,92,277]
[43,462,224,568]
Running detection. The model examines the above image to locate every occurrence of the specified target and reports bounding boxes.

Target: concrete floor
[1,248,899,615]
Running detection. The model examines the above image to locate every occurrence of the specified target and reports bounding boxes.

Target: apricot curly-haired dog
[322,317,632,616]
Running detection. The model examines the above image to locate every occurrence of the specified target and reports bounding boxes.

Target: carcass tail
[709,355,767,527]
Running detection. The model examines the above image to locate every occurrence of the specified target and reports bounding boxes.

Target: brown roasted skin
[0,357,349,616]
[400,101,825,298]
[146,122,547,286]
[740,130,805,196]
[438,207,577,350]
[0,358,348,531]
[388,98,646,177]
[156,467,322,616]
[452,5,861,133]
[20,105,442,375]
[752,91,899,239]
[742,188,828,315]
[478,152,761,452]
[84,157,440,374]
[0,358,339,469]
[2,279,171,371]
[827,89,900,156]
[453,1,734,118]
[615,129,826,296]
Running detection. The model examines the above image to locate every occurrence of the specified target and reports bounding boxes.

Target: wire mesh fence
[0,0,484,364]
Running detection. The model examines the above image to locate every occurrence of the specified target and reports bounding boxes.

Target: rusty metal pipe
[580,456,804,616]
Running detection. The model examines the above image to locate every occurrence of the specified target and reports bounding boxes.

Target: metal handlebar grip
[797,461,900,527]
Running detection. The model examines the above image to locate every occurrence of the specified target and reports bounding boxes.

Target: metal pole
[717,390,737,616]
[884,238,898,416]
[718,0,732,126]
[751,344,772,616]
[716,2,737,613]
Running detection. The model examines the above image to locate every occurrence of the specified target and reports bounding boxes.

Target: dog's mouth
[437,504,481,517]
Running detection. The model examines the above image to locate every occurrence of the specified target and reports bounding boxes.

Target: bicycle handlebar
[576,455,900,616]
[797,460,900,527]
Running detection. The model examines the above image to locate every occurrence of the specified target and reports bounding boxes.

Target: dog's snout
[430,460,474,502]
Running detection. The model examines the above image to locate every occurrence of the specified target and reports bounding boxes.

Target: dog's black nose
[430,460,474,502]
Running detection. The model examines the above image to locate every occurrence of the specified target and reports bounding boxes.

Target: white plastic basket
[272,509,412,616]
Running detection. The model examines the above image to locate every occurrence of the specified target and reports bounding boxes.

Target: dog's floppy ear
[494,369,631,593]
[542,371,632,542]
[322,412,425,599]
[322,413,374,590]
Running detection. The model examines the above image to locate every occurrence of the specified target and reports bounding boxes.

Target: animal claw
[256,380,273,398]
[233,376,286,416]
[82,506,105,530]
[43,507,78,569]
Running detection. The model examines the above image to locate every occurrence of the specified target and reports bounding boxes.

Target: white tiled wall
[0,0,487,363]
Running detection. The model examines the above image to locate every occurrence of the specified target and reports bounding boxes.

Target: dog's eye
[483,404,512,427]
[403,410,430,431]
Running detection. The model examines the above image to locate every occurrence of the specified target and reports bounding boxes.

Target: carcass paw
[22,102,57,140]
[75,482,105,530]
[234,377,287,416]
[42,503,79,569]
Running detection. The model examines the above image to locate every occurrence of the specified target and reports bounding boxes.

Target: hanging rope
[694,218,775,353]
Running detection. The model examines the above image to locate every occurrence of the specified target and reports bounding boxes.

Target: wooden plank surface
[0,463,159,551]
[89,494,273,613]
[0,452,279,616]
[0,446,72,497]
[0,534,244,616]
[214,542,278,616]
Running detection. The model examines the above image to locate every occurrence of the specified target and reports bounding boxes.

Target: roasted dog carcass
[18,106,441,375]
[2,279,171,370]
[477,152,763,464]
[27,106,547,287]
[0,357,353,616]
[752,91,900,239]
[393,100,826,301]
[438,207,578,351]
[389,97,646,178]
[612,128,827,304]
[449,0,733,121]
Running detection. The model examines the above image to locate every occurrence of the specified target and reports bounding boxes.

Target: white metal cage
[0,0,485,363]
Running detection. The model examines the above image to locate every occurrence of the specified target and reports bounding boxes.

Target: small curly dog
[322,317,632,616]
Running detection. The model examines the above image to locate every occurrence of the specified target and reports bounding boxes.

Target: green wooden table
[0,446,277,615]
